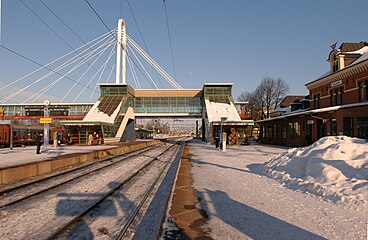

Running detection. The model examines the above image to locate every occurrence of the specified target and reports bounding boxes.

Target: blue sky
[1,0,368,103]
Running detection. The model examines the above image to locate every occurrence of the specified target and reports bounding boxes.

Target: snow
[266,136,368,211]
[204,100,241,123]
[188,140,367,239]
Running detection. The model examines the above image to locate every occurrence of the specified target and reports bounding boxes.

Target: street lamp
[220,117,228,150]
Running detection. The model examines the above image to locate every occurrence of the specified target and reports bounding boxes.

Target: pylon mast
[115,18,127,84]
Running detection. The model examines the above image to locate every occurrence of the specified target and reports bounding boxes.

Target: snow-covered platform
[171,140,367,239]
[0,144,116,169]
[0,140,159,185]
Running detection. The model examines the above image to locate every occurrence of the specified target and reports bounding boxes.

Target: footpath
[167,140,367,240]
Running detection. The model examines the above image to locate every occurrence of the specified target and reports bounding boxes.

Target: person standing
[36,132,42,154]
[53,130,58,148]
[88,133,93,145]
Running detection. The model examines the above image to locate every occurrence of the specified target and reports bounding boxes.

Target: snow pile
[266,136,368,210]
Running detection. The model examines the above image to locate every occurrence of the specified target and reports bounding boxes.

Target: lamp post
[220,117,228,150]
[43,100,50,153]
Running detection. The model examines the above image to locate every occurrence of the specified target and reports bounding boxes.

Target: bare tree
[273,78,290,109]
[238,77,289,119]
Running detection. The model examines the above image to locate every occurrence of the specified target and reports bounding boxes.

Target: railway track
[0,143,161,208]
[0,138,187,240]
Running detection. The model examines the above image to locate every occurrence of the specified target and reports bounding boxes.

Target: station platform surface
[0,140,150,169]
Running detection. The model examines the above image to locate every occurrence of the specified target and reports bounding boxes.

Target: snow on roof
[204,99,241,123]
[266,136,368,210]
[82,100,123,124]
[257,101,368,123]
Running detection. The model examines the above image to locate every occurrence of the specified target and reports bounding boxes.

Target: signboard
[331,80,342,87]
[0,108,4,117]
[40,118,52,124]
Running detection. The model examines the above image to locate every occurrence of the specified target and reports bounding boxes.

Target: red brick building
[258,42,368,146]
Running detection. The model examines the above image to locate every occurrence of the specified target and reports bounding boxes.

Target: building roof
[278,95,305,108]
[339,42,368,52]
[256,101,368,123]
[306,42,368,89]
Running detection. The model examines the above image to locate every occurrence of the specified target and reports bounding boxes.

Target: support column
[115,18,127,84]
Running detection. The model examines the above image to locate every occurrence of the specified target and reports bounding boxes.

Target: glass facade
[0,104,92,116]
[122,96,202,114]
[204,86,233,103]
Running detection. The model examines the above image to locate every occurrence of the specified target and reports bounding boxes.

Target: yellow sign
[0,109,4,117]
[40,118,52,124]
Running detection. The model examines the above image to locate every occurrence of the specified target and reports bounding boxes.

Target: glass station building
[0,83,254,144]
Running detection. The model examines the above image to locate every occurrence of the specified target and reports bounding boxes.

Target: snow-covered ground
[266,136,368,211]
[188,140,367,239]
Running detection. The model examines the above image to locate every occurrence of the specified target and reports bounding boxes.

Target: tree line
[238,77,289,120]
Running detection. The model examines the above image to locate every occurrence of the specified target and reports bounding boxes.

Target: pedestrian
[88,133,93,145]
[53,130,58,148]
[35,132,42,154]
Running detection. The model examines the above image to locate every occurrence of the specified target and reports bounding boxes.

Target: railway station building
[0,83,254,145]
[258,42,368,147]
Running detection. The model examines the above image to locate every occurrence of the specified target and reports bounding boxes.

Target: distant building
[257,41,368,146]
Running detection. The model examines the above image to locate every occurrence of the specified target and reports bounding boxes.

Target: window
[357,118,368,139]
[288,122,300,139]
[330,91,334,106]
[358,82,364,102]
[335,89,339,105]
[343,117,354,136]
[340,88,344,105]
[331,119,337,136]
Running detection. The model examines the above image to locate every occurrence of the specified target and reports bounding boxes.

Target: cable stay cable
[13,35,116,103]
[61,39,116,102]
[0,44,108,103]
[51,40,115,103]
[127,35,182,88]
[39,0,115,74]
[127,55,140,89]
[0,30,112,93]
[74,42,117,102]
[127,44,158,89]
[90,63,115,102]
[19,0,113,80]
[17,35,115,103]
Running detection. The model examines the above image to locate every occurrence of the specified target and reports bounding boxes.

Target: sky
[1,0,368,103]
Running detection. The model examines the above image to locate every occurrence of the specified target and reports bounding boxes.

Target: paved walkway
[185,140,367,239]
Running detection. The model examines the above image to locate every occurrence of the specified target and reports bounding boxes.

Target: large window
[343,117,354,137]
[288,122,300,139]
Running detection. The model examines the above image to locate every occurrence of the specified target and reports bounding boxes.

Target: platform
[0,140,159,185]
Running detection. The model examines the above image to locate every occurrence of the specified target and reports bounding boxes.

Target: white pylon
[115,18,127,84]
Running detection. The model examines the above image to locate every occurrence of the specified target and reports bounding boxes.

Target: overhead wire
[126,0,164,88]
[163,0,177,80]
[39,0,115,75]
